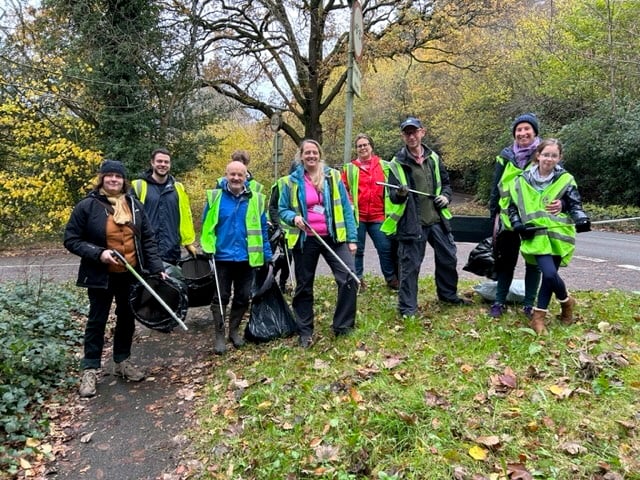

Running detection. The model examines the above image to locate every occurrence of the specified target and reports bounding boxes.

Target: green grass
[189,277,640,479]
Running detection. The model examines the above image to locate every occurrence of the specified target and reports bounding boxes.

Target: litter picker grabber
[208,256,225,320]
[283,241,296,291]
[110,250,189,331]
[301,219,361,286]
[375,181,435,198]
[521,216,640,232]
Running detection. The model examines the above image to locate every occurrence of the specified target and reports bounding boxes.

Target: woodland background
[1,0,640,246]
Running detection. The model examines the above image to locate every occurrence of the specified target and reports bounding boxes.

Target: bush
[560,102,640,207]
[0,281,85,474]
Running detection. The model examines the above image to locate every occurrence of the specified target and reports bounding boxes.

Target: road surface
[1,230,639,293]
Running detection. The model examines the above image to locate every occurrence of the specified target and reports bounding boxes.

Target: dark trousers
[211,261,253,310]
[494,230,540,307]
[292,236,357,337]
[397,223,458,315]
[535,255,567,309]
[83,272,135,370]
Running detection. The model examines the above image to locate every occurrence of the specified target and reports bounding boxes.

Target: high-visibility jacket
[381,152,452,235]
[278,166,357,248]
[495,160,528,229]
[269,176,299,248]
[342,158,392,225]
[131,178,195,247]
[200,188,267,267]
[507,172,577,266]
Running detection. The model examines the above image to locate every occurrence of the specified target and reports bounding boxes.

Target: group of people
[64,112,589,398]
[489,113,590,333]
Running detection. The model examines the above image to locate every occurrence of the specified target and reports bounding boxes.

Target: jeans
[535,255,567,309]
[494,230,541,307]
[355,221,397,282]
[83,272,135,370]
[292,236,358,337]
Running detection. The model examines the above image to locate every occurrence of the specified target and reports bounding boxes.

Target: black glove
[396,185,409,198]
[575,218,591,233]
[513,222,538,240]
[433,195,449,209]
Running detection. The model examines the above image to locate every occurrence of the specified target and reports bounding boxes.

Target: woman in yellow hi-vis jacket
[506,139,590,334]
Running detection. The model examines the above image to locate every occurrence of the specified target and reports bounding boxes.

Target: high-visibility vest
[272,176,299,248]
[495,159,528,229]
[200,189,266,267]
[343,160,394,227]
[131,179,195,245]
[507,172,577,266]
[284,169,347,246]
[380,152,451,235]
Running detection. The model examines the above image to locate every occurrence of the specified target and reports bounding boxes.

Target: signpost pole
[343,1,363,165]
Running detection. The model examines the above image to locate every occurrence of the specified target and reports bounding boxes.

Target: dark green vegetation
[190,277,640,479]
[0,282,85,477]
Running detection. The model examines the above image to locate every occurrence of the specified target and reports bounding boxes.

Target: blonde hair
[299,139,325,191]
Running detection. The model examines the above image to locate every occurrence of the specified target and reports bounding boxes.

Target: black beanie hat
[99,160,127,178]
[511,113,539,137]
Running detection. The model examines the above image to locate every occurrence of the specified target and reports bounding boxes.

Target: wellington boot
[228,305,246,349]
[212,305,227,355]
[529,308,548,335]
[559,296,576,325]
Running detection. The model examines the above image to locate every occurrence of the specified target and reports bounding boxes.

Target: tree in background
[192,0,502,145]
[37,0,227,173]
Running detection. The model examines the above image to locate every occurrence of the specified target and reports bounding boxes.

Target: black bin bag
[129,263,189,333]
[463,237,497,280]
[177,254,215,307]
[245,264,298,343]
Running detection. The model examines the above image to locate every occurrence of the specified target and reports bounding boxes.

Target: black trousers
[292,236,357,337]
[83,272,135,370]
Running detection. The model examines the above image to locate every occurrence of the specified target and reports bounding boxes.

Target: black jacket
[63,191,164,288]
[387,144,453,241]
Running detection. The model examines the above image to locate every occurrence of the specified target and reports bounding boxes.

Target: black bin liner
[129,267,188,333]
[245,264,298,343]
[462,237,497,280]
[177,254,215,307]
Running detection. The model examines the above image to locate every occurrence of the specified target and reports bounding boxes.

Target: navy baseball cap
[400,117,423,131]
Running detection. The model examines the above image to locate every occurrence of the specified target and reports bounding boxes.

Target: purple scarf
[513,137,540,168]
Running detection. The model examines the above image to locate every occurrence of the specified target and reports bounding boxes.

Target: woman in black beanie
[487,113,562,320]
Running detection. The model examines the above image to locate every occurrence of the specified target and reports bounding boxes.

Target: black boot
[211,304,227,355]
[228,305,246,348]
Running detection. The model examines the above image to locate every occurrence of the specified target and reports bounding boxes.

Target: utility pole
[343,1,363,165]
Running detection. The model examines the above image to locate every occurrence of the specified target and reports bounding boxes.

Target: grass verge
[188,276,640,479]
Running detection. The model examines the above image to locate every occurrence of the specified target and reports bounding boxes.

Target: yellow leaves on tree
[0,92,101,244]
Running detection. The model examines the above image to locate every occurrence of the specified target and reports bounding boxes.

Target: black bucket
[129,275,188,333]
[177,254,215,307]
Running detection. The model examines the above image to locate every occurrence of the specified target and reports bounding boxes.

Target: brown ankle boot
[530,308,548,334]
[559,296,576,325]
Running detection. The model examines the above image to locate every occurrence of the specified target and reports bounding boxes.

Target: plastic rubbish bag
[473,279,525,303]
[245,264,298,343]
[129,263,188,333]
[177,254,215,307]
[463,237,497,280]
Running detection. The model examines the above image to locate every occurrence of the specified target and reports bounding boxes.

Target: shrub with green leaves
[0,281,85,473]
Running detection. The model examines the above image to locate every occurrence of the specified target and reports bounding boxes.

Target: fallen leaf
[19,458,32,469]
[469,445,488,460]
[460,364,474,374]
[382,355,403,369]
[25,438,40,448]
[80,431,95,443]
[475,435,501,449]
[349,387,363,403]
[560,441,587,455]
